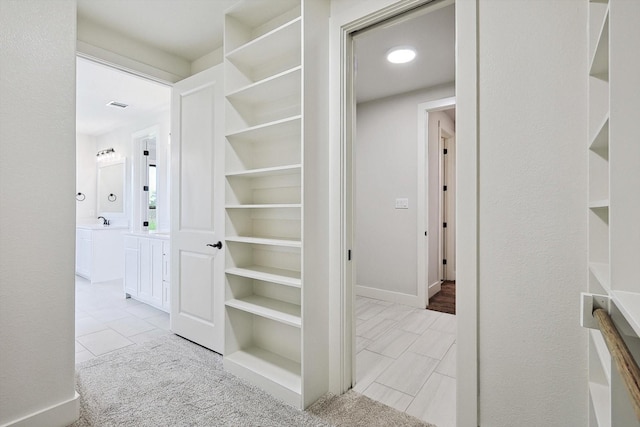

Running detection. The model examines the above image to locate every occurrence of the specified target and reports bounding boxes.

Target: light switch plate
[395,198,409,209]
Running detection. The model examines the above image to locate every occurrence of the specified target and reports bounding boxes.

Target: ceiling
[76,1,455,135]
[77,0,241,62]
[355,3,455,103]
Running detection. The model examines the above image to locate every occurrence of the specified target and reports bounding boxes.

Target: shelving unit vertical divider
[587,1,611,426]
[221,0,330,410]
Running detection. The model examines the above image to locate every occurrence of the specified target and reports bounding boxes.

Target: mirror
[97,159,126,216]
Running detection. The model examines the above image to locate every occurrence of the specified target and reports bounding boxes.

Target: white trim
[329,0,478,425]
[77,41,184,84]
[1,392,80,427]
[428,280,442,298]
[356,285,423,307]
[456,0,479,425]
[417,96,456,306]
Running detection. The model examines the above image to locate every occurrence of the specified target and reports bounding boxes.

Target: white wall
[355,85,454,299]
[94,110,171,231]
[76,133,97,221]
[0,1,79,425]
[475,0,588,425]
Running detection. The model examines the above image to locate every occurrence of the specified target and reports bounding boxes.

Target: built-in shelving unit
[587,1,640,425]
[587,2,611,425]
[222,0,329,409]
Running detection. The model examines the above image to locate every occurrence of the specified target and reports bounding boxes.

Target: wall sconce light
[96,148,116,162]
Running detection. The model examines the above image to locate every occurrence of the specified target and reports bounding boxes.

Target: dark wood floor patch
[426,281,455,315]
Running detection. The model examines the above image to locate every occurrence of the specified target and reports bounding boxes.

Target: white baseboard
[356,285,423,308]
[428,280,442,299]
[2,392,79,427]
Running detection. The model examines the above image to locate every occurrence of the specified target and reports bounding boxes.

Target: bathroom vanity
[75,225,127,283]
[123,233,170,312]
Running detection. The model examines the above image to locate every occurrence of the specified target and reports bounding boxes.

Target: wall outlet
[395,198,409,209]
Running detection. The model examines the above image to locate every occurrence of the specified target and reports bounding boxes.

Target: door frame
[328,0,478,425]
[439,125,455,282]
[418,97,456,303]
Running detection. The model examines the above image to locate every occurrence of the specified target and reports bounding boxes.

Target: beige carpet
[71,334,436,427]
[308,390,436,427]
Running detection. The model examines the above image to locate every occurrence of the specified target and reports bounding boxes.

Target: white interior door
[441,130,456,281]
[170,65,224,353]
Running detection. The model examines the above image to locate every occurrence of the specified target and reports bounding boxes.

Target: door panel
[171,65,224,353]
[178,251,214,322]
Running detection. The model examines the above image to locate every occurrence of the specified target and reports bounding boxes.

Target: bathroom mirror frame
[97,157,127,217]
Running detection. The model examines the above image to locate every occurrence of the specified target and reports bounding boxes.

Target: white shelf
[226,115,300,141]
[226,265,301,288]
[590,9,609,80]
[226,296,301,327]
[590,115,609,153]
[227,67,301,105]
[611,291,640,339]
[226,164,301,179]
[589,262,610,291]
[226,17,301,69]
[226,115,302,140]
[224,347,301,393]
[226,236,301,248]
[589,200,609,209]
[590,381,611,427]
[226,204,302,209]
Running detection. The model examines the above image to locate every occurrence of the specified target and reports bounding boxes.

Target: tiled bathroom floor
[75,276,170,363]
[355,296,456,427]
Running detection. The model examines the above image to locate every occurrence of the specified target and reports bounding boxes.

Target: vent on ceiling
[107,101,129,109]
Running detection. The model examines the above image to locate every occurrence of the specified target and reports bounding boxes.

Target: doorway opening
[347,1,456,425]
[75,55,172,363]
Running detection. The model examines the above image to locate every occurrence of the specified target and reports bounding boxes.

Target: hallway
[355,296,456,427]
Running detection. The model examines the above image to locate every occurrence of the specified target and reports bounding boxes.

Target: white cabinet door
[162,241,171,309]
[170,65,225,353]
[124,236,139,297]
[139,238,152,299]
[150,238,164,307]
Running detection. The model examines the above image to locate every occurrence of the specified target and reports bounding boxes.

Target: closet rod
[593,307,640,421]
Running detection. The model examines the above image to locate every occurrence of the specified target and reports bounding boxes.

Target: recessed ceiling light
[386,47,417,64]
[107,101,129,109]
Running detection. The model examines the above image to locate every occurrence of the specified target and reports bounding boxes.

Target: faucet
[97,216,109,226]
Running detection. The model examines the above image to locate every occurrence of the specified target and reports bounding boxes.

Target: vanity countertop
[76,224,129,231]
[126,231,170,239]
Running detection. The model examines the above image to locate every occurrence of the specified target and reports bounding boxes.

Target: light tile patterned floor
[75,276,170,363]
[355,296,456,427]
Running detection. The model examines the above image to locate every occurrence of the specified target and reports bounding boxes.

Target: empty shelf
[226,204,302,209]
[589,10,609,80]
[226,295,301,327]
[226,18,301,70]
[590,115,609,153]
[225,348,300,392]
[226,265,301,288]
[226,164,301,179]
[226,236,301,248]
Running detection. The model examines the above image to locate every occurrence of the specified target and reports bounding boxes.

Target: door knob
[207,241,223,249]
